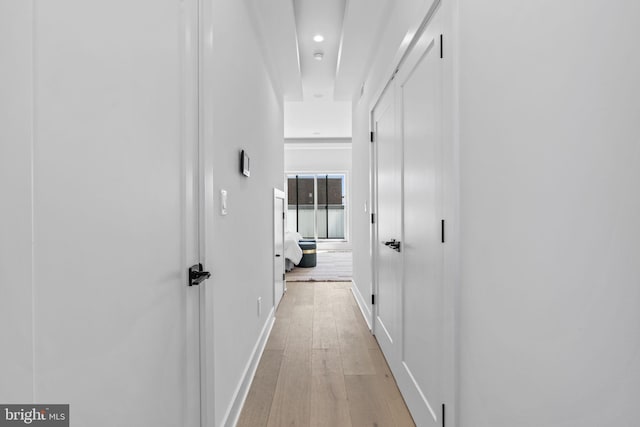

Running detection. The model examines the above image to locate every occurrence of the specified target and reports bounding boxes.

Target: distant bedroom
[283,138,352,282]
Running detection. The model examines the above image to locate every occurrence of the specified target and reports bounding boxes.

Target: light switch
[220,189,228,215]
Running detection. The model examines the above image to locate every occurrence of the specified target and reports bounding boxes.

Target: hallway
[4,0,640,425]
[237,282,414,427]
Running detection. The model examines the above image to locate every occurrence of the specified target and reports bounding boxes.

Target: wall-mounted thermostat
[241,150,250,177]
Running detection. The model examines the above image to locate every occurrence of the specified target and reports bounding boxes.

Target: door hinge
[282,212,285,219]
[441,219,445,243]
[370,131,374,142]
[440,34,444,58]
[442,403,446,427]
[283,273,286,280]
[371,294,376,305]
[371,213,376,224]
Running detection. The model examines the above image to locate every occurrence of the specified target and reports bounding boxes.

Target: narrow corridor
[237,281,415,426]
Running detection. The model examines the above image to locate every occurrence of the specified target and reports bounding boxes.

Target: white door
[274,189,286,308]
[25,1,204,426]
[372,6,446,426]
[373,84,403,366]
[395,19,445,426]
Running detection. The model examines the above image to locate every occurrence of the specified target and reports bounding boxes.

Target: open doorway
[283,140,353,282]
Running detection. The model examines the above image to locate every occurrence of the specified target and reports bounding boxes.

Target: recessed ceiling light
[313,93,324,98]
[313,34,324,42]
[313,52,324,61]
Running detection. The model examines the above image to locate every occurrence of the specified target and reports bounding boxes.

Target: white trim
[284,142,352,151]
[199,0,217,424]
[402,361,438,422]
[181,0,204,424]
[223,308,276,427]
[30,0,37,402]
[274,188,286,304]
[443,2,460,425]
[369,108,378,337]
[284,137,352,146]
[350,279,372,330]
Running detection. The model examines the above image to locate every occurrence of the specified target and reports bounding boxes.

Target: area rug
[286,250,352,282]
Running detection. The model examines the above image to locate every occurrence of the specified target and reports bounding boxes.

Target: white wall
[284,139,352,172]
[284,139,352,248]
[457,1,640,426]
[284,101,352,138]
[0,0,34,403]
[209,1,285,425]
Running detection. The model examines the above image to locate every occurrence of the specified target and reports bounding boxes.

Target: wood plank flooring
[237,281,415,427]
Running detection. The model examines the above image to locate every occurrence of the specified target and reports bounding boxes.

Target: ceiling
[294,0,346,101]
[245,0,393,138]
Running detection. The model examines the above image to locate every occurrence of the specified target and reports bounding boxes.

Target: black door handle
[383,239,401,252]
[275,254,281,257]
[189,264,211,286]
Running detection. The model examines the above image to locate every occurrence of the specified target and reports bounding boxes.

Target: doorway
[274,189,286,308]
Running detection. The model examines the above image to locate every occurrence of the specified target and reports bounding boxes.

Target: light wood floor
[237,281,415,427]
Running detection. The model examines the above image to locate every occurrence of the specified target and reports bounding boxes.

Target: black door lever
[383,239,401,252]
[189,263,211,286]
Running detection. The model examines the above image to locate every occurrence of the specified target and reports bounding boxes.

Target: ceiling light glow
[313,34,324,42]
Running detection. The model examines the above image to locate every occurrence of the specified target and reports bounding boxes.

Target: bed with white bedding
[284,231,303,271]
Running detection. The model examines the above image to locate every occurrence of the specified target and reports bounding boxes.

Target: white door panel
[399,32,444,426]
[30,1,203,425]
[373,86,402,364]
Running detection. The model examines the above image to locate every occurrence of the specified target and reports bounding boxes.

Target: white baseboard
[222,307,275,427]
[350,279,372,330]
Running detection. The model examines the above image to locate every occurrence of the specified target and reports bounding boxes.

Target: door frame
[369,120,378,335]
[182,0,205,425]
[274,188,286,307]
[369,83,398,345]
[194,0,217,424]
